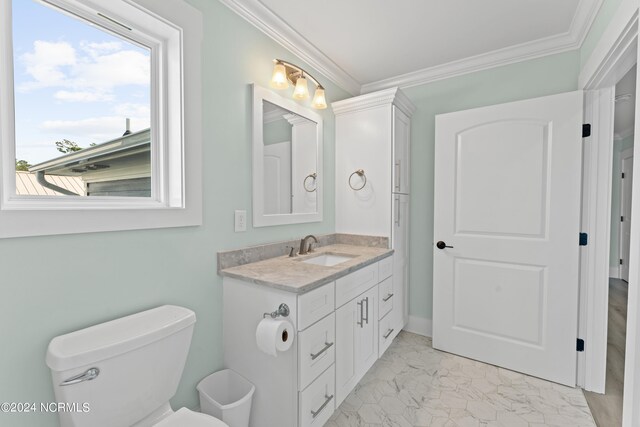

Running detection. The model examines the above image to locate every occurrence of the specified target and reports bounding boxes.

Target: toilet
[46,305,228,427]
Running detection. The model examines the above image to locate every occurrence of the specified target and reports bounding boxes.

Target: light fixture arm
[274,59,324,89]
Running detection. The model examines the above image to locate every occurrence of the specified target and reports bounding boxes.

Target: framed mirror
[252,84,323,227]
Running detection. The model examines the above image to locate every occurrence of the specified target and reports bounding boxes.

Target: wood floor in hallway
[583,278,628,427]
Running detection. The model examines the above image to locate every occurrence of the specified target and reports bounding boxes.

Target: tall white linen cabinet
[333,87,414,354]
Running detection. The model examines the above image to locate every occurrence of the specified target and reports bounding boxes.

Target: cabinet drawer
[299,365,335,427]
[378,276,393,320]
[298,313,335,391]
[378,311,396,358]
[298,282,335,331]
[378,255,393,281]
[335,263,378,308]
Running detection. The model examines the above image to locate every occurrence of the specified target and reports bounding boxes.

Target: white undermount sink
[301,253,356,267]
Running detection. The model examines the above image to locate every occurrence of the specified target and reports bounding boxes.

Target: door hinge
[621,259,624,265]
[622,216,624,222]
[579,233,588,246]
[577,339,585,352]
[582,124,591,138]
[622,172,625,179]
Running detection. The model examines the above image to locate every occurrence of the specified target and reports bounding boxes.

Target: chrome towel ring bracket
[303,173,317,192]
[348,169,367,191]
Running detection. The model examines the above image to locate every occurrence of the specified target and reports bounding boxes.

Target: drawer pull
[383,328,395,339]
[382,293,394,302]
[357,300,364,327]
[311,394,334,418]
[363,296,369,325]
[310,342,334,360]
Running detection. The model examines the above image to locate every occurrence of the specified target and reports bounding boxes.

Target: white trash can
[197,369,255,427]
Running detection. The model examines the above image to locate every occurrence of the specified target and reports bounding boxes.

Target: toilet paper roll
[255,317,295,357]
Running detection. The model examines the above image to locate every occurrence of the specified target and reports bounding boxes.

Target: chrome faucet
[299,235,318,255]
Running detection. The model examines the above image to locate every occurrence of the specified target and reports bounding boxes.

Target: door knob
[436,241,453,250]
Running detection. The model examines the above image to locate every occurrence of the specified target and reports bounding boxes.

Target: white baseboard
[404,315,432,337]
[610,267,620,279]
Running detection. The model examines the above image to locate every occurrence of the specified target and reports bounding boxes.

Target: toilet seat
[155,408,228,427]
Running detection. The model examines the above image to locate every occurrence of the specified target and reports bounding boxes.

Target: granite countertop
[219,244,393,294]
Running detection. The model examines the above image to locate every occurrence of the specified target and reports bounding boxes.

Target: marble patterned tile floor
[326,331,596,427]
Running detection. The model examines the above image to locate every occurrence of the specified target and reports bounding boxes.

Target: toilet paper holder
[263,303,290,319]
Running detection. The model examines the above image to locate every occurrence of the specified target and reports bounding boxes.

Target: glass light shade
[270,63,289,89]
[311,87,327,109]
[293,75,309,99]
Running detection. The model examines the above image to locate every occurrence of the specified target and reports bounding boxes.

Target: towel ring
[348,169,367,191]
[303,173,317,192]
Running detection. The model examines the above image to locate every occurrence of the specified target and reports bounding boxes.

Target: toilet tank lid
[46,305,196,371]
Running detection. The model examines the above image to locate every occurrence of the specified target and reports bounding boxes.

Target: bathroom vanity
[219,236,398,427]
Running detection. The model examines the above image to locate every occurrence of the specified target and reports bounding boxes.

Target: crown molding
[359,0,603,93]
[221,0,602,96]
[332,87,415,117]
[217,0,361,95]
[361,0,603,93]
[263,109,285,123]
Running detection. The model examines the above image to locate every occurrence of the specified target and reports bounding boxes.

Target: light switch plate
[234,210,247,232]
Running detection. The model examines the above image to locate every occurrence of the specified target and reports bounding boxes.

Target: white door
[620,147,634,282]
[263,141,291,215]
[433,91,583,386]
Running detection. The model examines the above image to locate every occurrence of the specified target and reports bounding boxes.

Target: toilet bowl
[46,305,229,427]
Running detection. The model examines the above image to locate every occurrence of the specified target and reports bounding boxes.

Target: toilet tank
[46,305,196,427]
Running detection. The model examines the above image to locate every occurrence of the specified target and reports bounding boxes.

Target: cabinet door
[393,106,411,195]
[335,298,359,406]
[356,286,379,376]
[392,194,410,330]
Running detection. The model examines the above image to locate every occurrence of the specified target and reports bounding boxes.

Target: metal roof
[15,171,85,196]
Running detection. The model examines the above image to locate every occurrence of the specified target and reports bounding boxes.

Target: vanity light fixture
[269,59,327,109]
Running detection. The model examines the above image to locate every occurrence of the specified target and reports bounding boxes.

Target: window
[0,0,203,237]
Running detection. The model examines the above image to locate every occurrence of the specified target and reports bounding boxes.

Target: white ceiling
[221,0,602,94]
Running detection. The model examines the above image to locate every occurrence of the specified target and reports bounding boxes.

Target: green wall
[0,1,349,426]
[402,51,581,320]
[0,1,619,425]
[581,0,625,68]
[610,135,635,268]
[263,117,292,145]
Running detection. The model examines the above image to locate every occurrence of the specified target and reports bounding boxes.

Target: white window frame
[0,0,202,238]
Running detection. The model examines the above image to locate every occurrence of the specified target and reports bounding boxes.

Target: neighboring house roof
[29,128,150,177]
[15,171,85,196]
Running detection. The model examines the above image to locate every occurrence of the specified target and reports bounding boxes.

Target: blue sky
[13,0,150,165]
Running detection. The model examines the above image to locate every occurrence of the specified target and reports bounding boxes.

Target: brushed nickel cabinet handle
[310,342,334,360]
[311,394,334,418]
[383,328,395,339]
[383,293,394,302]
[363,297,369,325]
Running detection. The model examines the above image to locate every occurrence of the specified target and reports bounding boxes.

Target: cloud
[41,115,151,143]
[80,41,122,56]
[18,39,150,99]
[54,90,114,102]
[114,103,150,117]
[20,41,76,90]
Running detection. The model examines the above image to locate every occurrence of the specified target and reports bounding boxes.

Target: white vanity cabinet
[222,254,394,427]
[333,88,415,341]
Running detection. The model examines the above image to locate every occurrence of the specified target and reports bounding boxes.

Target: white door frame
[578,1,639,425]
[620,146,634,280]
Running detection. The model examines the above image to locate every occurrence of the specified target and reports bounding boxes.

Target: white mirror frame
[252,84,323,227]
